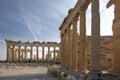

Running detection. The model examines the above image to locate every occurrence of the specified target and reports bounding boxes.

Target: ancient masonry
[59,0,120,79]
[5,39,60,62]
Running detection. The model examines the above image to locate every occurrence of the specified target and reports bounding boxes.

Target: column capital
[79,8,86,15]
[18,45,21,48]
[24,46,27,50]
[30,45,33,47]
[12,45,15,47]
[72,17,78,24]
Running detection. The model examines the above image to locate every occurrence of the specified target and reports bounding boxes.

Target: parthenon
[59,0,120,80]
[5,39,60,63]
[1,0,120,80]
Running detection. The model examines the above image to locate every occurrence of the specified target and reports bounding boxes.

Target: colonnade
[59,0,100,75]
[59,0,120,78]
[5,40,60,62]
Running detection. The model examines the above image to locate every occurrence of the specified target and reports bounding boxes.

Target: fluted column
[107,0,120,72]
[62,33,65,68]
[60,33,64,68]
[24,46,27,61]
[36,46,39,61]
[30,46,33,61]
[42,46,44,61]
[64,30,68,68]
[6,45,10,61]
[68,25,72,69]
[12,46,15,61]
[22,51,23,60]
[90,0,100,72]
[48,46,50,62]
[53,47,56,62]
[79,8,86,72]
[72,18,78,70]
[18,46,21,61]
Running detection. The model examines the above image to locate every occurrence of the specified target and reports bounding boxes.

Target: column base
[108,68,120,73]
[87,72,102,80]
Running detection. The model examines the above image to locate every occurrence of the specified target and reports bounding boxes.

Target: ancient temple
[59,0,120,79]
[5,39,60,63]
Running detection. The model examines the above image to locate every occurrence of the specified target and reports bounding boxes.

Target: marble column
[64,30,68,68]
[90,0,100,72]
[12,46,15,61]
[79,8,86,72]
[60,33,64,68]
[24,46,27,61]
[48,46,50,62]
[107,0,120,72]
[18,46,21,61]
[68,25,72,69]
[72,18,78,70]
[30,46,33,61]
[42,46,44,61]
[7,45,9,61]
[53,47,56,62]
[66,28,70,69]
[22,51,23,60]
[36,46,39,61]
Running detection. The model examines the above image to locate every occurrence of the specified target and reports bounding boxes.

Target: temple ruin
[59,0,120,79]
[5,39,60,63]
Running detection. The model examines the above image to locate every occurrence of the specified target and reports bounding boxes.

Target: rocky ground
[0,62,59,80]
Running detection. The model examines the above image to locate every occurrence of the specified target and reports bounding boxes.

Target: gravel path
[0,66,57,80]
[0,73,57,80]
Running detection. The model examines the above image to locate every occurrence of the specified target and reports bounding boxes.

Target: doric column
[30,46,33,61]
[107,0,120,72]
[90,0,100,72]
[68,25,72,69]
[18,46,21,61]
[24,46,27,61]
[48,46,50,62]
[64,30,68,68]
[36,46,39,61]
[112,0,120,72]
[79,8,86,72]
[42,46,44,61]
[53,47,56,62]
[6,45,10,61]
[63,33,65,68]
[60,33,64,68]
[22,51,24,60]
[72,17,78,70]
[12,46,15,61]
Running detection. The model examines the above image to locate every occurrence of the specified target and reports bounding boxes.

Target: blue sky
[0,0,114,60]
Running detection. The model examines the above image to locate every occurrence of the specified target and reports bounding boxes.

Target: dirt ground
[0,63,57,80]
